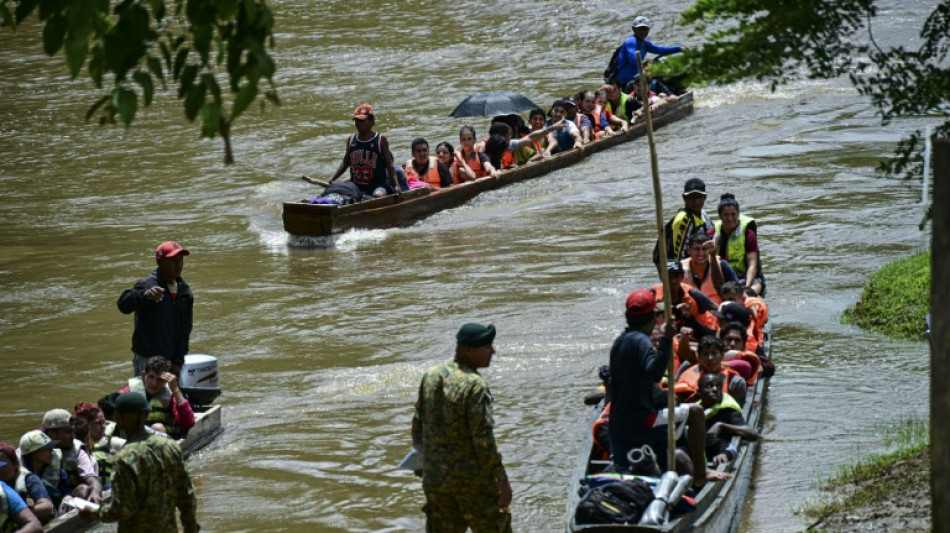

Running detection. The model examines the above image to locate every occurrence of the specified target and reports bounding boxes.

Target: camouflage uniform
[97,431,198,533]
[412,360,512,533]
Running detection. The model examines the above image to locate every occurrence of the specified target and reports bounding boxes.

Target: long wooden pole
[636,52,677,472]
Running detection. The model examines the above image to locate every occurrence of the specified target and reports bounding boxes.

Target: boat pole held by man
[411,323,512,532]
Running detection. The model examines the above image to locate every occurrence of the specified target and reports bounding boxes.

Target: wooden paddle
[636,51,677,472]
[301,175,331,188]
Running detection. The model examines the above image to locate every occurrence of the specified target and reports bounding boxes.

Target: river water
[0,0,935,531]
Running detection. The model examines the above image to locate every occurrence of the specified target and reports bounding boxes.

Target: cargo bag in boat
[575,479,654,525]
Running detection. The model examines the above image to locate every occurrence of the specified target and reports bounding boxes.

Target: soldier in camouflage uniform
[79,393,198,533]
[412,323,513,533]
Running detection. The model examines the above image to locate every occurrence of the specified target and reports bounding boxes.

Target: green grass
[843,251,931,340]
[803,417,930,521]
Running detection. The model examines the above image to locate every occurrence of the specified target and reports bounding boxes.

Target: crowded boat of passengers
[304,76,685,206]
[0,354,222,533]
[566,178,773,531]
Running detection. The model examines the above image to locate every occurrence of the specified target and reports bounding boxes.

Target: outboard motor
[180,354,221,410]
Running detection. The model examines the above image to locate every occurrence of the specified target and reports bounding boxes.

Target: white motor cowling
[180,354,221,409]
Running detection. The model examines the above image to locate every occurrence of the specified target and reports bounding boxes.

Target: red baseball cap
[155,241,190,260]
[353,104,374,120]
[625,289,656,316]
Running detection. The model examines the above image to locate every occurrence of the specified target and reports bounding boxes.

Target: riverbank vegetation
[843,251,931,340]
[804,417,931,532]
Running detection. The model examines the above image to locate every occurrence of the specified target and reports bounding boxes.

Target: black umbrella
[448,91,542,118]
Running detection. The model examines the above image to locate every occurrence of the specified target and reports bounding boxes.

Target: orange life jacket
[744,296,768,343]
[447,161,462,185]
[591,402,612,461]
[404,157,442,188]
[656,282,718,331]
[462,149,488,178]
[674,365,740,403]
[682,257,723,306]
[724,350,761,386]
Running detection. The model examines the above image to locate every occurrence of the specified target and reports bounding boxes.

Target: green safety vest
[715,215,755,274]
[702,392,743,419]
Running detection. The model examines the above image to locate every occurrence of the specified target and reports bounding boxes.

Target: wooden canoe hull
[283,93,695,238]
[42,405,223,533]
[565,324,771,533]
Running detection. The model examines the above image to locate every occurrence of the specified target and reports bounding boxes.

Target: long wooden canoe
[283,93,694,238]
[42,405,223,533]
[564,325,771,533]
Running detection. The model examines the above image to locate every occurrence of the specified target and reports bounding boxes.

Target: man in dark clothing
[117,241,193,377]
[608,289,730,488]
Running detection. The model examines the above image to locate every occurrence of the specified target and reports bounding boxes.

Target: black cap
[683,178,706,196]
[666,261,685,274]
[712,302,751,326]
[456,323,497,347]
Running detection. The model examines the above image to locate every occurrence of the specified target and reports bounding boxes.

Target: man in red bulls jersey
[328,103,400,198]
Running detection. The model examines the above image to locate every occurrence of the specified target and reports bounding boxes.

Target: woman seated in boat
[601,78,642,126]
[483,135,512,174]
[674,336,747,405]
[542,100,583,157]
[715,193,766,295]
[435,141,473,184]
[457,125,499,179]
[697,373,758,465]
[73,402,122,491]
[592,89,629,139]
[403,138,453,190]
[527,108,549,159]
[1,440,55,524]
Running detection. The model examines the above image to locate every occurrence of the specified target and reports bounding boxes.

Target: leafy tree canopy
[658,0,950,178]
[0,0,280,164]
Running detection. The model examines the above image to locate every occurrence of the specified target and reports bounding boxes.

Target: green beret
[456,323,496,347]
[114,393,152,413]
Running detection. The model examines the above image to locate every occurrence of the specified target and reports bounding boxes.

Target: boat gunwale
[282,93,694,237]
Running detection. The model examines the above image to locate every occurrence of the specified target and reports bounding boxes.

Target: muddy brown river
[0,0,934,531]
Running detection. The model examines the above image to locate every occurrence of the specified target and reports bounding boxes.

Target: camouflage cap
[456,323,496,347]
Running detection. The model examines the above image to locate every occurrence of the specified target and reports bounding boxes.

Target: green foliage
[843,252,931,340]
[804,417,929,520]
[663,0,950,182]
[0,0,281,164]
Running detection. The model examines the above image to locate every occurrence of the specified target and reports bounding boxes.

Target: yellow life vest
[715,215,755,274]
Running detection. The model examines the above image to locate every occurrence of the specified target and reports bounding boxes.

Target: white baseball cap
[633,16,651,28]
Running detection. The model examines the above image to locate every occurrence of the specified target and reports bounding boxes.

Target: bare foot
[693,468,733,489]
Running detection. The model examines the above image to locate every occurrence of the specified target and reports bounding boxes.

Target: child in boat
[697,373,758,465]
[542,100,583,156]
[403,138,453,189]
[592,90,629,139]
[674,336,747,405]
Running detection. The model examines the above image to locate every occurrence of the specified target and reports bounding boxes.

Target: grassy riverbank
[804,418,931,532]
[843,251,931,340]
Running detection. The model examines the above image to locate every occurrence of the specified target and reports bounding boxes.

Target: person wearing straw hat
[80,393,198,533]
[117,241,194,378]
[1,439,53,525]
[412,323,512,532]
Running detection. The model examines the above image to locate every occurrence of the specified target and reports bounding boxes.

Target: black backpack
[603,44,623,82]
[575,480,655,525]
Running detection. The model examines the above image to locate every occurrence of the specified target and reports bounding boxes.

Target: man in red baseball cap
[117,241,194,378]
[607,289,731,488]
[326,103,401,199]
